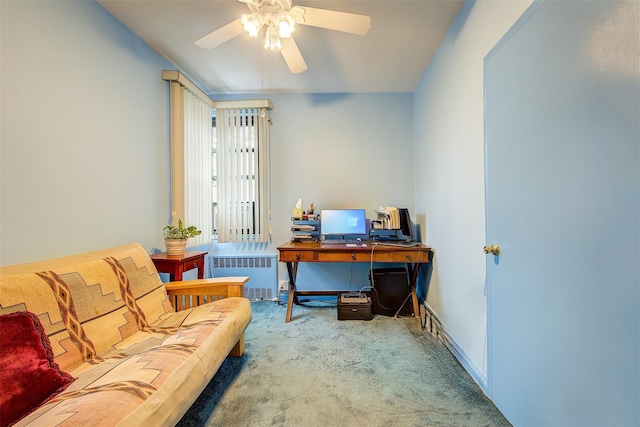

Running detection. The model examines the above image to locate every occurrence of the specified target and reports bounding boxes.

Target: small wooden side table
[150,251,208,281]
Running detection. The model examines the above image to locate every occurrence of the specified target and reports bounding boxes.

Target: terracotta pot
[165,239,187,256]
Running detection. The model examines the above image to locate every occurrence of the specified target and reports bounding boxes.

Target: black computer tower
[369,267,414,317]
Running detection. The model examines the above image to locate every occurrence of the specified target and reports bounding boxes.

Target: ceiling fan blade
[195,19,243,49]
[295,6,371,35]
[281,37,307,74]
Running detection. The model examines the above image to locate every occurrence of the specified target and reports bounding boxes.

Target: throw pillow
[0,311,75,427]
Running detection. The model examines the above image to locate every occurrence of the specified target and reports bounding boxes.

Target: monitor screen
[321,209,367,236]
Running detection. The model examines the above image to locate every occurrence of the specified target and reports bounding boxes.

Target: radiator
[210,254,277,301]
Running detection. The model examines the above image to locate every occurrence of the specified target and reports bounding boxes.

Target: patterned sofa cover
[0,243,251,427]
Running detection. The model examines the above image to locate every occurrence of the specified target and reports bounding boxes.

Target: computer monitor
[320,209,367,237]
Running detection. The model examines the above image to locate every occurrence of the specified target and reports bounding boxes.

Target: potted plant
[163,219,202,256]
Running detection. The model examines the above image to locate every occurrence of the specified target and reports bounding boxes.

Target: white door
[484,1,639,425]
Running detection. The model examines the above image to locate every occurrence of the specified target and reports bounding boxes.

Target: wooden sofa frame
[164,276,249,357]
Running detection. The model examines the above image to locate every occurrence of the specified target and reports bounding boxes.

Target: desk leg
[407,263,422,318]
[196,259,205,279]
[285,262,298,323]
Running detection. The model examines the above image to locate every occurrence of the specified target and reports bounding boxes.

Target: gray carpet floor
[177,300,510,427]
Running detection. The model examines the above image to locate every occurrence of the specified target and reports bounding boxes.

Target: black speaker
[369,267,413,317]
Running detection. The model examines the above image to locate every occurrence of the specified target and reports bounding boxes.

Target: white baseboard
[422,303,488,395]
[442,331,488,393]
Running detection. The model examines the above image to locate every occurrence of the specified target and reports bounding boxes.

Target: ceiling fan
[195,0,371,74]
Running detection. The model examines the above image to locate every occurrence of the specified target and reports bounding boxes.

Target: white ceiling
[98,0,465,96]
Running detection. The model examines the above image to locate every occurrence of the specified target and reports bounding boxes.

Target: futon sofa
[0,243,251,427]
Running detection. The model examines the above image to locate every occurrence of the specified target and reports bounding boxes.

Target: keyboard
[321,239,363,247]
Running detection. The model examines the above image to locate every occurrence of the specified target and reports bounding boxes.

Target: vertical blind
[168,79,214,248]
[165,71,271,247]
[183,89,213,247]
[216,107,270,243]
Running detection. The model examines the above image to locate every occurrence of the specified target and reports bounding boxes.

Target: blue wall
[214,92,416,293]
[1,1,173,265]
[413,0,534,387]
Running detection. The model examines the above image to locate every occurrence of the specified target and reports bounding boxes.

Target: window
[214,105,271,243]
[164,69,271,246]
[164,71,214,248]
[212,114,217,233]
[212,114,259,235]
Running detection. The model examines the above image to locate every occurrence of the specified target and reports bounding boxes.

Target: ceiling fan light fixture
[264,24,282,50]
[195,0,371,74]
[275,14,295,39]
[241,13,263,38]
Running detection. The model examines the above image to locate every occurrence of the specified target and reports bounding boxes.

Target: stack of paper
[376,207,400,229]
[291,224,316,231]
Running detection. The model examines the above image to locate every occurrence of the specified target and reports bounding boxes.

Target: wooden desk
[150,251,208,281]
[277,241,431,323]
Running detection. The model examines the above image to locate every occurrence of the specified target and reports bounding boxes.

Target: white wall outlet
[279,280,289,291]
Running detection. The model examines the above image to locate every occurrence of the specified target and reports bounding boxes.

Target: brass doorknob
[484,244,500,256]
